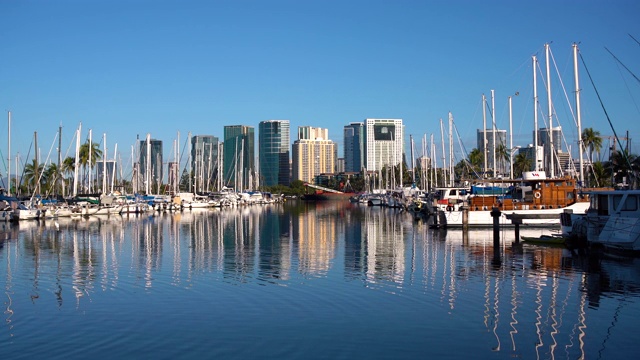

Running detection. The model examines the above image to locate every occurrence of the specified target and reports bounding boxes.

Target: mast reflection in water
[1,201,639,359]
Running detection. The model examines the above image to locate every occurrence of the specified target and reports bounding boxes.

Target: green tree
[582,127,603,162]
[42,163,63,195]
[79,141,103,191]
[495,144,509,177]
[22,159,45,195]
[513,152,532,179]
[607,150,638,188]
[587,161,611,188]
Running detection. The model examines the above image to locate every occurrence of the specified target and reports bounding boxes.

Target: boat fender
[446,205,453,212]
[534,191,541,199]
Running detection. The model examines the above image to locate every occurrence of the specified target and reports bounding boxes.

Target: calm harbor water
[1,200,639,359]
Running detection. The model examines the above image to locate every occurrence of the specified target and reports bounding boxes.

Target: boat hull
[435,201,590,228]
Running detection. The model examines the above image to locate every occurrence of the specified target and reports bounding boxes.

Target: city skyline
[2,1,639,180]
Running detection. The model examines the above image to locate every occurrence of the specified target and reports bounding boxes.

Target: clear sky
[1,0,639,177]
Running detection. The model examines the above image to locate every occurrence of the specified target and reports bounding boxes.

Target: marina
[1,200,639,359]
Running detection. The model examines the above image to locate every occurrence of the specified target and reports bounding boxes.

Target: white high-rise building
[363,118,404,172]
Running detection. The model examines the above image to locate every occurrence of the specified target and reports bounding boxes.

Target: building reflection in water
[2,201,640,358]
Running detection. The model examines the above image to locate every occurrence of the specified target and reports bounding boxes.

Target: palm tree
[513,152,532,179]
[582,127,603,162]
[22,159,45,195]
[467,148,483,174]
[78,141,102,192]
[42,163,61,195]
[587,161,611,188]
[495,144,509,177]
[607,150,638,188]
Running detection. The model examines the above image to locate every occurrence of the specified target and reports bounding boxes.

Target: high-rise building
[363,119,403,172]
[139,136,163,194]
[477,129,508,176]
[259,120,290,186]
[292,127,336,183]
[223,126,254,190]
[537,126,563,177]
[191,135,220,192]
[298,126,328,141]
[96,160,117,193]
[344,122,364,172]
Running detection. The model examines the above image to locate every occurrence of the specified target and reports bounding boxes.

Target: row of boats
[348,171,640,253]
[0,188,285,222]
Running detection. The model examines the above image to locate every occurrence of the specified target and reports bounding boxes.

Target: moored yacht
[566,190,640,252]
[427,172,591,227]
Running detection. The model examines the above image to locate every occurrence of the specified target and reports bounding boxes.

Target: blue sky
[1,0,639,177]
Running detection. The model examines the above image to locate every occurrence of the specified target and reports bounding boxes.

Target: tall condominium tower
[292,127,336,183]
[343,122,364,172]
[139,135,163,194]
[259,120,290,186]
[223,126,255,190]
[363,118,404,172]
[476,128,507,176]
[191,135,220,192]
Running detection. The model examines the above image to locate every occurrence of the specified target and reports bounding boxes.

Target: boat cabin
[588,190,640,217]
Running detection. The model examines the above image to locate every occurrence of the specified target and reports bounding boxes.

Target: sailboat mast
[410,134,415,184]
[111,143,117,194]
[146,133,151,195]
[545,43,554,178]
[7,111,11,196]
[573,43,584,186]
[491,90,496,177]
[482,94,488,177]
[440,119,446,187]
[449,112,454,186]
[88,129,92,193]
[34,131,39,195]
[533,55,540,171]
[74,123,81,197]
[58,124,62,195]
[103,133,107,194]
[509,96,514,179]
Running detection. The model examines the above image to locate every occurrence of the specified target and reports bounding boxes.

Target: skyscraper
[139,135,163,194]
[537,126,563,177]
[292,127,336,183]
[191,135,220,192]
[344,122,364,172]
[477,128,507,176]
[259,120,290,187]
[223,126,254,190]
[363,118,403,172]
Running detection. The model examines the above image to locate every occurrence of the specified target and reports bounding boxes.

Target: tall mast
[7,111,10,196]
[88,129,92,193]
[573,43,584,186]
[111,143,117,194]
[34,131,39,195]
[430,133,436,188]
[146,133,151,195]
[188,132,192,193]
[103,133,107,194]
[533,55,540,172]
[509,96,514,179]
[74,123,81,197]
[448,112,454,186]
[410,134,415,184]
[176,131,180,193]
[491,90,496,177]
[440,119,446,187]
[58,124,62,195]
[545,43,555,178]
[482,94,488,176]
